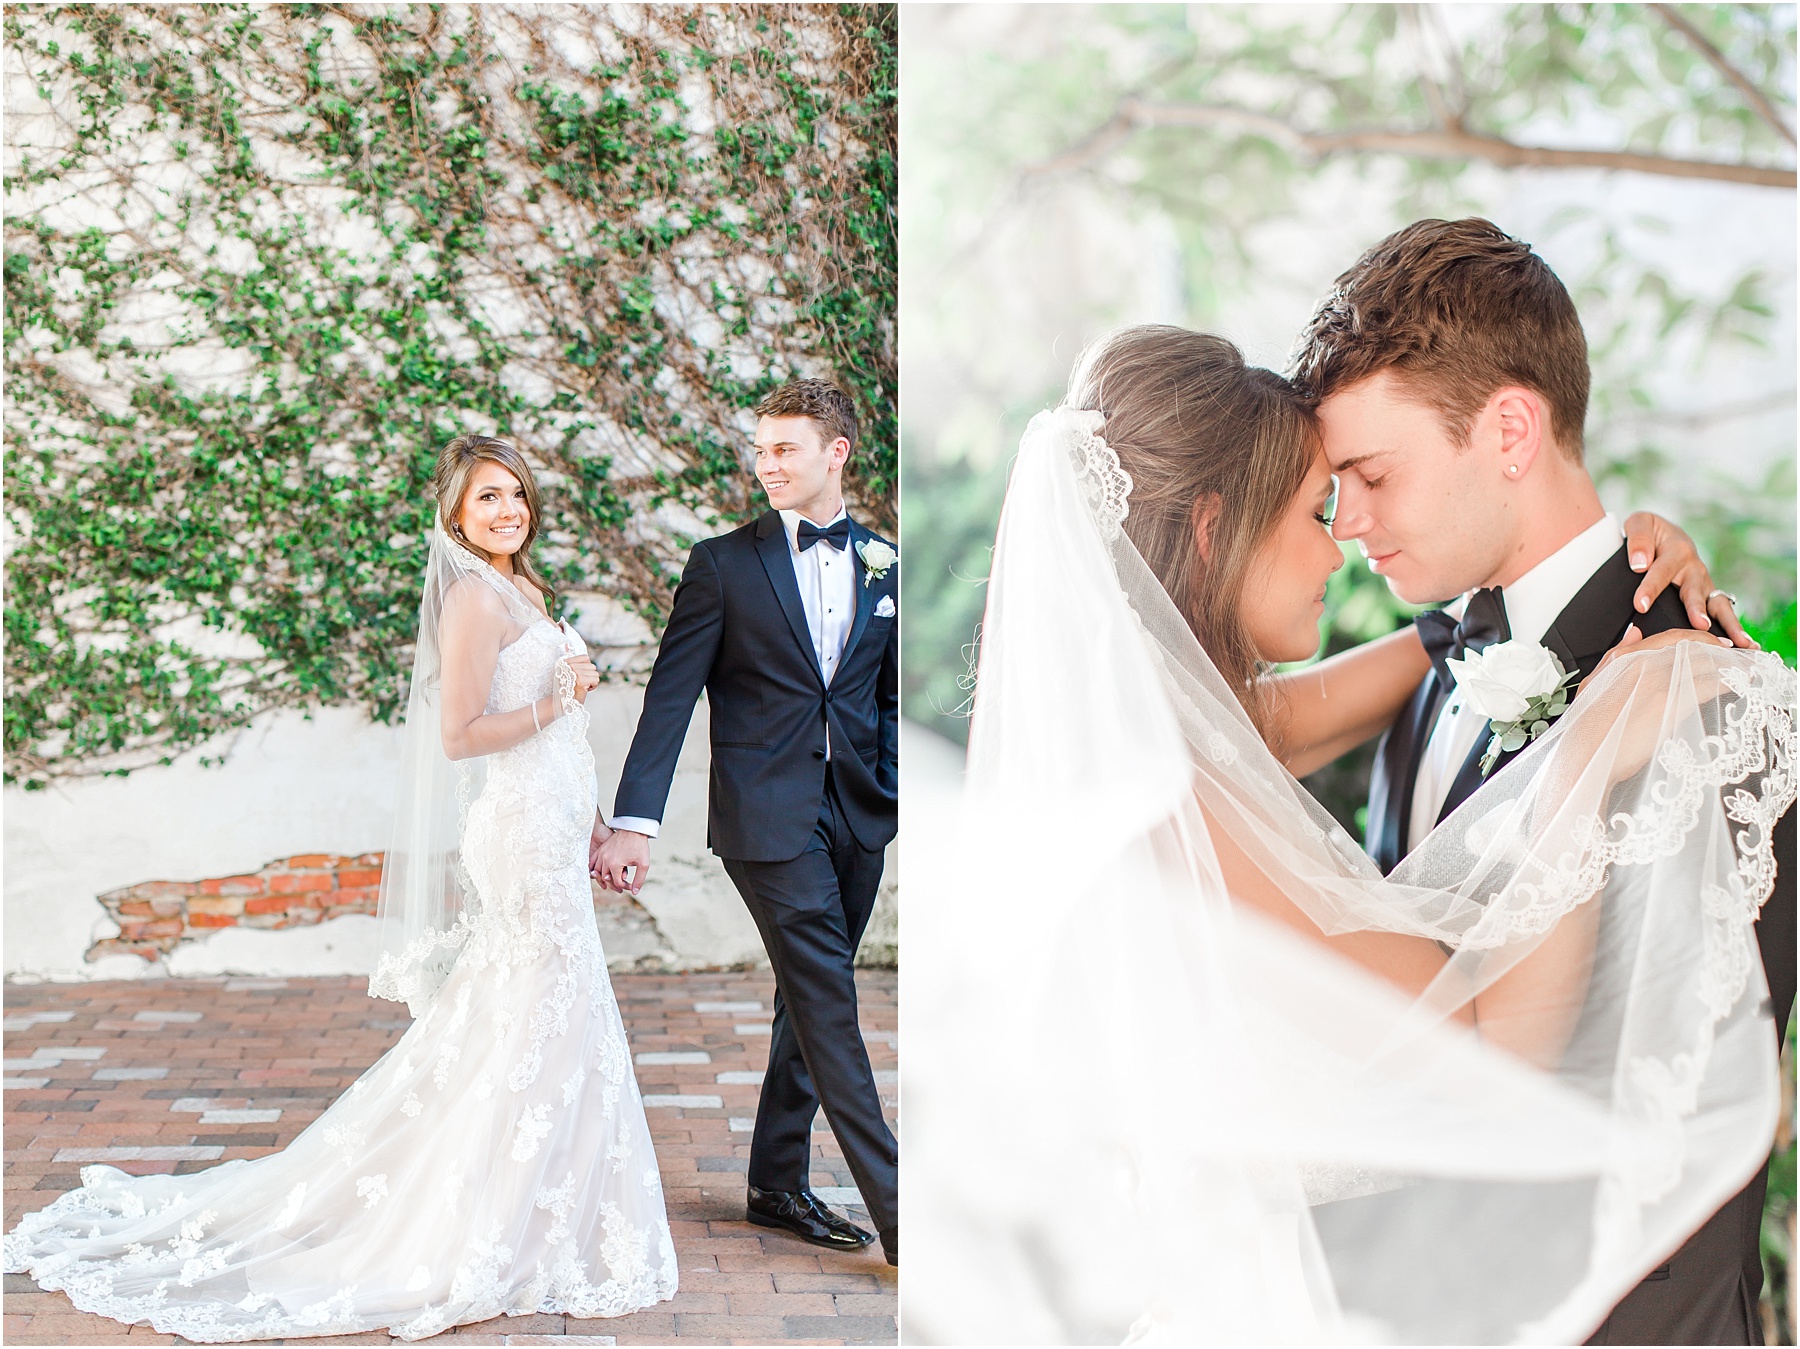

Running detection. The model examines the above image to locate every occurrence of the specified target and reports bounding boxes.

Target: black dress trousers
[720,766,897,1238]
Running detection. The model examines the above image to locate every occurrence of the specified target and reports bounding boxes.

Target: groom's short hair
[754,378,858,453]
[1290,218,1589,460]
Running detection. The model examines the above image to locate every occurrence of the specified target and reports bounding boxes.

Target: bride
[907,329,1793,1344]
[5,435,679,1340]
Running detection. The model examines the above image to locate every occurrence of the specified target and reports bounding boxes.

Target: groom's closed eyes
[1330,451,1395,489]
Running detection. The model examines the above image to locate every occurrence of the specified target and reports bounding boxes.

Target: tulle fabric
[906,407,1794,1344]
[370,520,526,1016]
[4,546,678,1340]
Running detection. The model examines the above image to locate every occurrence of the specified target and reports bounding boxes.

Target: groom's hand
[596,829,651,896]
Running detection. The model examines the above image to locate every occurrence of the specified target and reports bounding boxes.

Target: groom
[1293,217,1795,1345]
[593,377,899,1266]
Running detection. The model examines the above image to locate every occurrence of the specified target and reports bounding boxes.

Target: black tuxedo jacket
[613,509,899,863]
[1366,543,1794,1031]
[1367,545,1690,875]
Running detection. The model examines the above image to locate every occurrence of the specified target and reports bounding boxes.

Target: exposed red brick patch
[269,873,332,894]
[88,855,388,964]
[186,897,245,918]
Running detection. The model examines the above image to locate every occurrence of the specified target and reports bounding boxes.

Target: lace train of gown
[4,619,679,1341]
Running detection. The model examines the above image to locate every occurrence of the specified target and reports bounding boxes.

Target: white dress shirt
[611,505,855,839]
[781,505,857,696]
[1406,513,1624,854]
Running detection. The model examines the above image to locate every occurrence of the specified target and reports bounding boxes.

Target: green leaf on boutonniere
[1478,667,1582,777]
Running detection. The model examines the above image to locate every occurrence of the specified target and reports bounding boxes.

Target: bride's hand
[1590,621,1733,684]
[563,652,601,700]
[588,812,614,880]
[1622,511,1755,646]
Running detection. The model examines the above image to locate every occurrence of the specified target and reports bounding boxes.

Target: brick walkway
[3,970,898,1345]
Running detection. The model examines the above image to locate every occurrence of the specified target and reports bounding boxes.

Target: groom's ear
[1485,385,1549,480]
[1191,493,1222,563]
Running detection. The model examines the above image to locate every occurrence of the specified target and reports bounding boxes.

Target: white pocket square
[874,595,896,619]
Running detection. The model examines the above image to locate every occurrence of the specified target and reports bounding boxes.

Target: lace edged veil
[907,406,1796,1344]
[369,519,543,1014]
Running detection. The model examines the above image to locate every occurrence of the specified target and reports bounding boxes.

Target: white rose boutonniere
[856,539,897,588]
[1444,638,1579,777]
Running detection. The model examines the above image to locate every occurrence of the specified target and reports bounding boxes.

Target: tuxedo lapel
[1435,545,1642,825]
[1541,546,1643,683]
[839,519,879,667]
[754,511,825,686]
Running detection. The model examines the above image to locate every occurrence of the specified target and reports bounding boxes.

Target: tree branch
[1649,3,1795,147]
[1026,97,1797,189]
[1604,388,1797,431]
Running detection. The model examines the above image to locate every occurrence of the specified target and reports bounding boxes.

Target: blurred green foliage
[1746,599,1799,664]
[899,446,1010,738]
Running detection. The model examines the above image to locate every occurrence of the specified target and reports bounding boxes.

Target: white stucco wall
[5,686,897,982]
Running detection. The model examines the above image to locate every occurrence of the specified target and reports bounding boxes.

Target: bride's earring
[1506,464,1520,475]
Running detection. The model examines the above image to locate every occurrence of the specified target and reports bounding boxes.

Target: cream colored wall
[5,685,897,982]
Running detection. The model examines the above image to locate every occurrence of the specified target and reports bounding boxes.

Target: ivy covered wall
[4,2,896,788]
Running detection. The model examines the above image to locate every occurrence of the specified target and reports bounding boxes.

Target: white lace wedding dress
[4,584,679,1341]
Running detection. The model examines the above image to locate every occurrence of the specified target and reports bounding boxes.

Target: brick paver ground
[3,970,898,1346]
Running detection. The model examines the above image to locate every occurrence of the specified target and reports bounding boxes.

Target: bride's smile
[455,462,534,563]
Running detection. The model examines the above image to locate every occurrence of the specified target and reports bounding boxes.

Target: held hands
[593,827,651,896]
[1622,512,1755,646]
[587,811,614,877]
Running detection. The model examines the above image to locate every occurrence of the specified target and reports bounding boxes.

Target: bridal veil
[371,519,550,1014]
[907,407,1795,1344]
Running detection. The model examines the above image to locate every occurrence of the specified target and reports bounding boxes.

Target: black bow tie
[797,517,851,552]
[1416,586,1510,690]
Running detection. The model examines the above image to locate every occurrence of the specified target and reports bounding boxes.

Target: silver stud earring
[1507,464,1519,475]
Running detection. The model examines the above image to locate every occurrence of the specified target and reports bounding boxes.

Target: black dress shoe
[746,1185,875,1251]
[880,1226,897,1267]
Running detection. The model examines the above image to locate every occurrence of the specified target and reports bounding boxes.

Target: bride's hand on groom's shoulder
[1622,512,1756,647]
[1591,622,1733,684]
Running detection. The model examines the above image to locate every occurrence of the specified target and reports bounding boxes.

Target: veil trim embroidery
[1056,405,1133,541]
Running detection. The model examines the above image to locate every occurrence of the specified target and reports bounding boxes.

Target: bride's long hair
[1065,326,1317,734]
